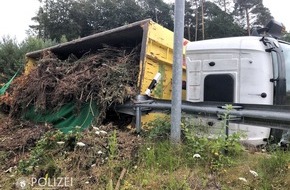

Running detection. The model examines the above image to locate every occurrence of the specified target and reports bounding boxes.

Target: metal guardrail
[116,95,290,133]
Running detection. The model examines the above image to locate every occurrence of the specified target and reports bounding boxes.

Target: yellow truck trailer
[24,19,187,129]
[26,19,187,100]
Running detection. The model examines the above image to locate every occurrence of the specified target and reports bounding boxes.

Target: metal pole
[136,106,141,133]
[171,0,185,143]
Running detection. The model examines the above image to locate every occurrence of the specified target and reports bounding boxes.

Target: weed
[0,151,8,165]
[107,129,124,189]
[18,127,82,175]
[144,115,171,141]
[183,115,244,172]
[257,150,290,188]
[140,141,183,171]
[108,130,118,159]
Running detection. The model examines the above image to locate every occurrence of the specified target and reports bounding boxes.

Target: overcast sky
[0,0,40,42]
[0,0,288,43]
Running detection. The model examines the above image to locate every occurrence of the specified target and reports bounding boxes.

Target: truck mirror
[252,20,283,39]
[266,20,283,39]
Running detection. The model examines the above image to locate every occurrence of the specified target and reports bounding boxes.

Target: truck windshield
[280,42,290,104]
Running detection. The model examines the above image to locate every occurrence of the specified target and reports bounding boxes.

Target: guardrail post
[136,106,141,133]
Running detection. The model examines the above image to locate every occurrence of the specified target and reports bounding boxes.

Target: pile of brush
[2,46,140,120]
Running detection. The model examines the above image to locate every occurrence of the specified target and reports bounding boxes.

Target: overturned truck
[5,19,290,146]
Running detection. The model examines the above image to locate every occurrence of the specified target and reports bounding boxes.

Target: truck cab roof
[186,36,276,52]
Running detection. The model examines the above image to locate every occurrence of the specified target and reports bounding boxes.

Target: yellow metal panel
[24,57,37,75]
[147,22,174,49]
[140,20,188,124]
[140,20,187,100]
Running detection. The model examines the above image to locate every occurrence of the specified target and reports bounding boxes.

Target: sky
[0,0,40,43]
[0,0,288,43]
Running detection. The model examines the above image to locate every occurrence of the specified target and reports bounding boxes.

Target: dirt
[0,110,143,188]
[0,117,51,151]
[0,114,51,171]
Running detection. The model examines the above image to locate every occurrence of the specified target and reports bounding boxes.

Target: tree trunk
[187,26,191,41]
[195,0,199,41]
[201,0,205,40]
[246,7,250,35]
[223,0,226,12]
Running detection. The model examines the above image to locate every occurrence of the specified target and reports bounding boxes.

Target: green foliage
[96,0,146,32]
[140,141,183,171]
[108,130,118,159]
[27,0,277,43]
[139,0,174,30]
[258,151,290,187]
[0,36,57,84]
[204,2,246,39]
[30,0,174,42]
[233,0,273,33]
[148,109,289,189]
[28,0,276,43]
[234,0,263,13]
[214,0,232,13]
[0,151,8,166]
[183,122,244,172]
[18,128,81,175]
[127,113,244,189]
[186,1,246,41]
[143,112,244,173]
[282,32,290,42]
[31,0,80,41]
[145,115,171,140]
[0,37,23,84]
[251,3,273,27]
[20,36,57,54]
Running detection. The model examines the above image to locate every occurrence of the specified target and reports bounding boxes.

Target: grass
[1,115,290,189]
[122,142,290,190]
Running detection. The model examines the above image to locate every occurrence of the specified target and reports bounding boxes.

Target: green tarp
[22,102,99,133]
[0,69,20,95]
[1,70,99,133]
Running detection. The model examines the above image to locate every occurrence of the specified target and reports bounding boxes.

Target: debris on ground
[0,114,51,170]
[0,115,143,189]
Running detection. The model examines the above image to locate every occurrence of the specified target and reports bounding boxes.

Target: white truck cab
[185,21,290,146]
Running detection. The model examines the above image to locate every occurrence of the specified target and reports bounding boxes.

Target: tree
[282,33,290,43]
[95,0,145,32]
[138,0,174,30]
[30,0,80,41]
[201,0,205,40]
[0,36,57,84]
[194,0,200,41]
[233,0,272,36]
[250,3,273,28]
[30,0,174,41]
[19,36,58,55]
[204,1,246,39]
[188,1,245,41]
[184,0,195,40]
[69,0,99,37]
[213,0,231,13]
[0,37,22,84]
